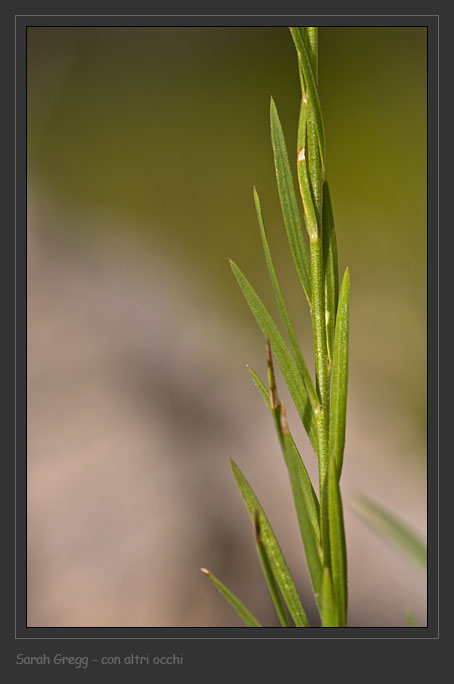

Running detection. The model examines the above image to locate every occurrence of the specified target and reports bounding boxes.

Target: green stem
[310,233,331,565]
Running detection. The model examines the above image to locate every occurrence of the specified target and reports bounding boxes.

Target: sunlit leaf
[322,182,339,367]
[279,406,323,607]
[270,98,312,305]
[329,267,350,478]
[230,259,318,453]
[201,568,261,627]
[253,187,318,412]
[231,459,309,627]
[328,456,348,626]
[321,567,339,627]
[254,511,291,627]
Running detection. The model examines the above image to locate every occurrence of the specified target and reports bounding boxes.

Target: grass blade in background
[254,511,291,627]
[200,568,261,627]
[328,268,350,478]
[230,459,309,627]
[328,457,347,626]
[406,610,417,627]
[270,98,312,305]
[351,496,427,570]
[230,259,318,452]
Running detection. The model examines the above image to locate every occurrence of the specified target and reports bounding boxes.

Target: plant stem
[310,232,331,566]
[302,27,331,567]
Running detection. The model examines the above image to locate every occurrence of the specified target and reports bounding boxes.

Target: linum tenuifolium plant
[201,27,349,627]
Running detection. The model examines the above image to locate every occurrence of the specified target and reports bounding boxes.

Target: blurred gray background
[27,27,427,627]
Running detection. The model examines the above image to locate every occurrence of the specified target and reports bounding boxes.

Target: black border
[11,8,439,662]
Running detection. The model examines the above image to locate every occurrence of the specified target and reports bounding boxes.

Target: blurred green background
[27,27,427,627]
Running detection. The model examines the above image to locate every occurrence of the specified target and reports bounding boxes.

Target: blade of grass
[296,85,318,240]
[289,27,326,168]
[328,267,350,478]
[270,98,312,306]
[230,259,318,453]
[254,511,292,627]
[265,340,320,542]
[247,365,271,409]
[328,456,348,626]
[247,361,321,542]
[321,567,339,627]
[351,495,427,570]
[253,187,318,413]
[279,403,323,607]
[200,568,261,627]
[230,459,309,627]
[322,181,339,369]
[406,610,417,627]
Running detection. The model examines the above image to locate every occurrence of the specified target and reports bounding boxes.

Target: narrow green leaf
[290,434,320,542]
[279,407,323,607]
[328,456,348,626]
[329,267,350,478]
[289,27,326,167]
[247,365,271,409]
[253,187,318,412]
[322,181,339,368]
[254,511,291,627]
[351,496,427,570]
[230,259,318,453]
[230,459,309,627]
[296,92,318,240]
[270,98,312,305]
[201,568,261,627]
[247,362,320,547]
[321,567,338,627]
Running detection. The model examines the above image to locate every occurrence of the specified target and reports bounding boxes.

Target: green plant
[202,26,350,627]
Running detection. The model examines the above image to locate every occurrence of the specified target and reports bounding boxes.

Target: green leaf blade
[253,187,318,411]
[328,456,348,626]
[280,423,323,608]
[254,511,292,627]
[201,569,261,627]
[230,459,309,627]
[270,98,312,305]
[247,365,271,409]
[322,182,339,368]
[329,267,350,478]
[247,364,321,553]
[321,567,339,627]
[230,259,318,453]
[289,27,326,167]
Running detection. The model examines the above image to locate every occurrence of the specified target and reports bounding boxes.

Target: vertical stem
[310,233,330,566]
[305,26,330,567]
